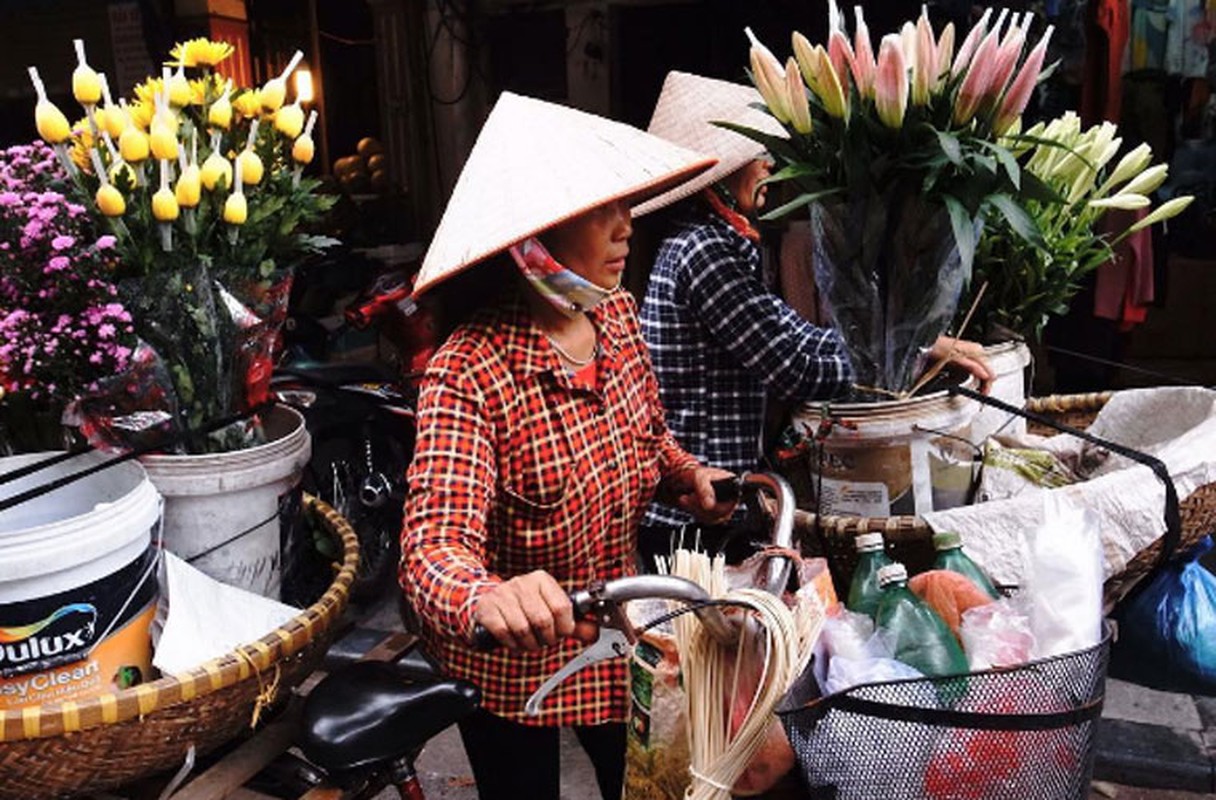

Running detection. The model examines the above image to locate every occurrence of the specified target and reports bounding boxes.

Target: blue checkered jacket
[640,210,853,527]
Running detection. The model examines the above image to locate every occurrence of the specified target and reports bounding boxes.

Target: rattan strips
[0,495,358,800]
[785,393,1216,611]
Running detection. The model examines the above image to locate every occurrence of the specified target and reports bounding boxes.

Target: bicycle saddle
[300,661,480,774]
[276,361,397,387]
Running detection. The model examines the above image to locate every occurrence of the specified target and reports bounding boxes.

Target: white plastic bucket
[790,388,980,517]
[0,454,161,711]
[970,341,1033,444]
[140,405,311,599]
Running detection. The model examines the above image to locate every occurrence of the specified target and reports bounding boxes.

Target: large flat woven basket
[780,392,1216,611]
[0,495,358,800]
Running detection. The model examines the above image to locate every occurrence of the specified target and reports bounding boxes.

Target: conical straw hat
[633,71,787,217]
[415,92,716,296]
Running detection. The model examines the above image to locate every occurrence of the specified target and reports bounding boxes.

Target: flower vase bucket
[790,388,981,518]
[970,341,1033,444]
[140,405,310,599]
[0,454,161,711]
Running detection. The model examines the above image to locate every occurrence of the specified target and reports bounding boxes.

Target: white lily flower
[1124,196,1195,234]
[1088,193,1151,210]
[1098,143,1153,196]
[1119,164,1169,198]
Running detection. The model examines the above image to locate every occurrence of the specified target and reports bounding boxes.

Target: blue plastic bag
[1111,537,1216,694]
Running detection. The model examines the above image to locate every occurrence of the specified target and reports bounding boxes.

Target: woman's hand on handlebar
[472,571,598,651]
[663,465,738,526]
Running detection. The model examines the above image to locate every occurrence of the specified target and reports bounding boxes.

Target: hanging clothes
[1093,208,1155,331]
[1082,0,1132,124]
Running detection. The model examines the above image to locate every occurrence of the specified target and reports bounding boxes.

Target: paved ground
[360,597,1216,800]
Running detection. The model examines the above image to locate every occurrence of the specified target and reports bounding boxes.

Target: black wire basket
[776,627,1112,800]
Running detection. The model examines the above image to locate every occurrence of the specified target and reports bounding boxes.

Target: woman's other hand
[664,465,738,525]
[472,570,598,651]
[928,335,994,392]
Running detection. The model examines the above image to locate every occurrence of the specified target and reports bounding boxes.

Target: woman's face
[541,198,632,290]
[724,158,773,216]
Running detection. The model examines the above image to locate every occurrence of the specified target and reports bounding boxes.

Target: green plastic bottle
[846,532,893,619]
[874,563,969,678]
[932,531,1000,599]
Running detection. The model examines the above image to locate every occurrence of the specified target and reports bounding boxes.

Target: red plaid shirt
[401,288,697,726]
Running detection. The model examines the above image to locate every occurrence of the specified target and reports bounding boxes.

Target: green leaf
[762,162,818,187]
[980,141,1021,190]
[987,194,1045,250]
[934,130,963,166]
[713,120,797,162]
[943,195,976,270]
[758,188,841,221]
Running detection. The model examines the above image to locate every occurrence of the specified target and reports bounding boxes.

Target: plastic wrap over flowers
[66,269,291,453]
[811,191,971,396]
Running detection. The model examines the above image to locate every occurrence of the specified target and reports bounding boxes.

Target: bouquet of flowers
[970,112,1194,342]
[0,141,137,453]
[26,38,336,452]
[738,4,1054,395]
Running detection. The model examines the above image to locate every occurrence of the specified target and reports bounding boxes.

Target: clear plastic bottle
[874,563,969,678]
[932,531,1000,599]
[846,532,893,618]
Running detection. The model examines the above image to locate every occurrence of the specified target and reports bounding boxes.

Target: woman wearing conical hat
[401,92,734,800]
[635,72,993,565]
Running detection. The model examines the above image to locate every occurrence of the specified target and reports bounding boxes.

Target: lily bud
[785,59,813,134]
[875,34,909,129]
[953,30,999,125]
[1089,194,1151,210]
[1125,196,1195,234]
[119,126,150,163]
[237,149,264,186]
[852,7,877,99]
[992,25,1053,135]
[749,32,791,123]
[911,14,936,106]
[827,30,856,94]
[72,40,102,105]
[275,102,305,139]
[96,183,125,216]
[1098,143,1153,195]
[935,23,956,86]
[952,7,991,77]
[809,46,849,119]
[1119,164,1169,197]
[152,185,180,222]
[200,150,232,191]
[176,163,201,207]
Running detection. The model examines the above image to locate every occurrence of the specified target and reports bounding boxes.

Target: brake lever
[524,627,631,716]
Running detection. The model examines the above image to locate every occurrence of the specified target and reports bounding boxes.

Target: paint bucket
[0,454,161,711]
[970,341,1033,444]
[140,405,311,599]
[790,387,981,518]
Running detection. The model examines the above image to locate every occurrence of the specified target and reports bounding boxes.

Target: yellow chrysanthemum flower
[167,38,234,68]
[133,78,164,108]
[69,118,94,170]
[127,100,155,130]
[232,90,262,119]
[189,74,226,106]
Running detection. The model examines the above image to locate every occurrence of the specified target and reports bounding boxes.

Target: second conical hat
[633,71,787,216]
[415,92,716,296]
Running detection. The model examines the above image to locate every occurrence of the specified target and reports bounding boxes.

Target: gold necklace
[545,333,597,367]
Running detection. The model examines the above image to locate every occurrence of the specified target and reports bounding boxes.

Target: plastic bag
[1020,494,1104,659]
[1111,536,1216,693]
[959,600,1036,670]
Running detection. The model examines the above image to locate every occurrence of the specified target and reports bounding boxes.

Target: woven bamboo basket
[780,392,1216,611]
[0,495,358,800]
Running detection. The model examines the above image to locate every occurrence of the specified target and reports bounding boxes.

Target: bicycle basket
[776,626,1111,800]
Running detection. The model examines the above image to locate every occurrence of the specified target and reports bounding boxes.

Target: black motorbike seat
[299,661,480,775]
